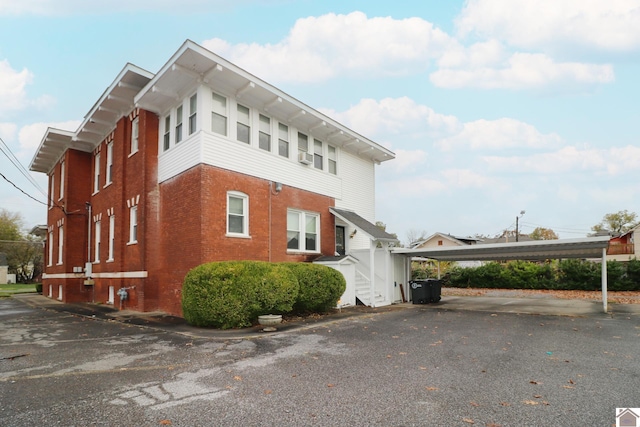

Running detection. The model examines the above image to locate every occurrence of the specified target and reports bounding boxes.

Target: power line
[0,172,48,206]
[0,136,48,199]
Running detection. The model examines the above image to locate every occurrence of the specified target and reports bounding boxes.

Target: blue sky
[1,0,639,244]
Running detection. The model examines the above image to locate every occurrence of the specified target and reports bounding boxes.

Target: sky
[1,0,639,245]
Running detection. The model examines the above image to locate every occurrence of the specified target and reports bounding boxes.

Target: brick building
[30,40,397,316]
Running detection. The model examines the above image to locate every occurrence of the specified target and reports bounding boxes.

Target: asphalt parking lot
[1,295,638,426]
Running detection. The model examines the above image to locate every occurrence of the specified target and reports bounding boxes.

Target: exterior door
[336,226,346,256]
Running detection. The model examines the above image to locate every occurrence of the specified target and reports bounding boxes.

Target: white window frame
[94,220,101,263]
[176,104,183,143]
[57,226,64,265]
[226,191,249,237]
[328,145,337,175]
[258,114,271,151]
[47,231,53,267]
[236,104,251,144]
[163,115,171,151]
[49,173,55,208]
[59,161,64,200]
[93,152,100,194]
[278,123,289,158]
[287,209,320,253]
[128,205,138,244]
[211,91,227,136]
[130,117,139,155]
[298,132,308,155]
[105,142,113,186]
[107,215,115,262]
[313,139,323,170]
[189,93,197,135]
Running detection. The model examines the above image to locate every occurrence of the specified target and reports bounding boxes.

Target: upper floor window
[108,215,115,262]
[287,210,319,252]
[49,173,55,208]
[227,191,248,236]
[163,115,170,151]
[93,152,100,194]
[189,94,197,135]
[237,104,250,144]
[94,220,101,263]
[47,230,53,267]
[258,114,271,151]
[328,145,337,175]
[57,226,64,265]
[105,142,113,185]
[212,92,227,136]
[131,117,139,154]
[278,123,289,158]
[313,139,323,170]
[59,161,65,200]
[175,105,183,144]
[129,205,138,244]
[298,132,308,154]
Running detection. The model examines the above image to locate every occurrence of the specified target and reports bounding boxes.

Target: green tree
[529,227,559,240]
[0,209,44,282]
[592,210,638,234]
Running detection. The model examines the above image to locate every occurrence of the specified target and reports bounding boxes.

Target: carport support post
[602,247,608,313]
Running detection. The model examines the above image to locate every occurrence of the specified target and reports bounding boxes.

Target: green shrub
[625,259,640,290]
[281,262,346,313]
[35,283,42,294]
[182,260,299,329]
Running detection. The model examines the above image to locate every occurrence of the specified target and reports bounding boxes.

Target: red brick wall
[156,164,336,316]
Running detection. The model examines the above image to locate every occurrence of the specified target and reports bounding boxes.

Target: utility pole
[516,210,525,242]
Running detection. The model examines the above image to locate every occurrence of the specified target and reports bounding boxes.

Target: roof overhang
[135,40,395,164]
[330,207,399,243]
[29,64,153,174]
[393,236,610,261]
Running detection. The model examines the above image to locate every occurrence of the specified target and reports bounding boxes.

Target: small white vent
[298,152,313,165]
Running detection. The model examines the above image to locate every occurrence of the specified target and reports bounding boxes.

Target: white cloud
[18,120,80,159]
[431,52,614,89]
[441,168,506,190]
[322,97,461,142]
[0,59,55,114]
[436,118,563,151]
[203,12,457,83]
[0,122,17,141]
[456,0,640,52]
[482,145,640,175]
[380,149,429,174]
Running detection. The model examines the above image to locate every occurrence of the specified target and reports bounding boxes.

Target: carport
[392,236,611,312]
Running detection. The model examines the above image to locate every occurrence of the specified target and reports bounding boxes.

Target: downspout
[86,202,92,266]
[369,239,375,308]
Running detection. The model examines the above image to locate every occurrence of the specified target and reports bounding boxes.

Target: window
[328,145,337,175]
[59,161,65,200]
[131,117,139,154]
[57,226,64,265]
[47,231,53,266]
[298,132,308,154]
[189,94,197,135]
[108,215,115,262]
[49,173,55,208]
[278,123,289,158]
[94,220,101,263]
[129,205,138,244]
[163,115,170,151]
[93,152,100,193]
[211,92,227,136]
[259,114,271,151]
[313,139,323,170]
[287,210,319,252]
[227,192,248,236]
[237,104,250,144]
[175,105,183,143]
[106,142,113,185]
[438,240,443,246]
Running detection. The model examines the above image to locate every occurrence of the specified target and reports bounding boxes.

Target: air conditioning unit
[298,152,313,165]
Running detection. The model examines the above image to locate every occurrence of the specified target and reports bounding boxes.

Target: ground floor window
[287,210,319,252]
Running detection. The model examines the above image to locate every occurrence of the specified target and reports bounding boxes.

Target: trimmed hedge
[280,262,346,313]
[445,259,640,291]
[182,260,299,328]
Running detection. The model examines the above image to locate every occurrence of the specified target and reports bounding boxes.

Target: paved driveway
[1,297,638,426]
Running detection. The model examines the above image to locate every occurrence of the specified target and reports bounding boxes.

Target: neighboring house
[411,233,482,269]
[0,253,8,284]
[607,224,638,262]
[29,40,397,316]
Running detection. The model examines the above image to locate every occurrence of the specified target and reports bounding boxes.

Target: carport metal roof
[392,236,611,312]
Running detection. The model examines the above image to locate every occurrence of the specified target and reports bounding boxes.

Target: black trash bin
[410,279,442,304]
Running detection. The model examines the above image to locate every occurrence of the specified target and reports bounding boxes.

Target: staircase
[354,270,385,307]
